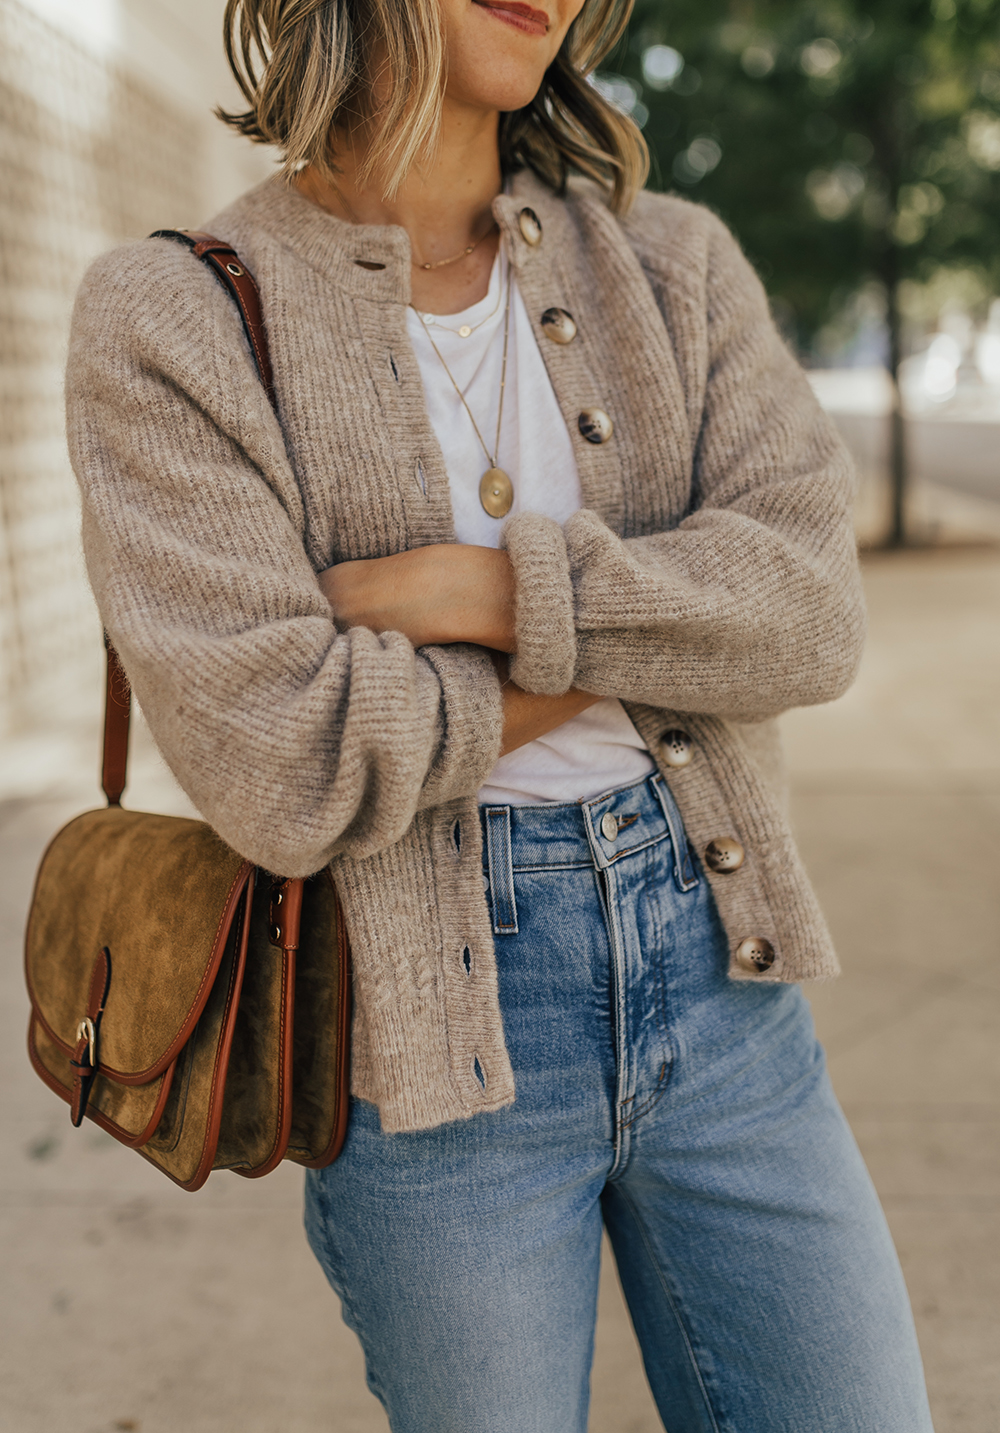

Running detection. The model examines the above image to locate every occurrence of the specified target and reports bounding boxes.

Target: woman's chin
[447,70,548,116]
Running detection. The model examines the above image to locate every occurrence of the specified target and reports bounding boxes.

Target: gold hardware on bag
[75,1016,96,1067]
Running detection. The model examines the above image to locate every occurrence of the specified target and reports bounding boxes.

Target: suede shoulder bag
[24,231,351,1191]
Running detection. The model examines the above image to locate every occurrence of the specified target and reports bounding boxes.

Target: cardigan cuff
[416,644,505,808]
[501,512,576,695]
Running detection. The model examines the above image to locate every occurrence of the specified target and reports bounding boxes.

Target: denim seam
[599,865,632,1182]
[511,859,593,873]
[619,863,675,1129]
[613,1184,727,1433]
[618,1060,671,1128]
[484,806,519,935]
[652,775,700,892]
[306,1177,389,1408]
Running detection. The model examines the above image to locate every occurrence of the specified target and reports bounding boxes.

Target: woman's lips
[473,1,550,36]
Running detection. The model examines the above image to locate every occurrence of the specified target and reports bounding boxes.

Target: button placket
[496,188,624,528]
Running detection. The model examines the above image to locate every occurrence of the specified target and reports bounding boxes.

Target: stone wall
[0,0,270,740]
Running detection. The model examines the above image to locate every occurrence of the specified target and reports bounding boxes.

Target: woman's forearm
[318,554,600,755]
[482,649,599,754]
[319,544,517,652]
[498,682,601,755]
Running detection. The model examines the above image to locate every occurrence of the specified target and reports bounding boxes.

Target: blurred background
[1,2,998,1431]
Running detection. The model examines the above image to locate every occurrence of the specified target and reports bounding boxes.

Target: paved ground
[2,543,998,1432]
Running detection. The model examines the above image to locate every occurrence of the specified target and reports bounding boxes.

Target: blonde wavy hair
[217,0,648,213]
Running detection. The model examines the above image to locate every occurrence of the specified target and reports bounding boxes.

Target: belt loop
[652,777,699,892]
[484,806,518,935]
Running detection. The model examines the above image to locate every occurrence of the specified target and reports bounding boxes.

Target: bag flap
[25,807,252,1083]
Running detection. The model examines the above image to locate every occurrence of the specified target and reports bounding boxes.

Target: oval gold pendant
[479,467,514,519]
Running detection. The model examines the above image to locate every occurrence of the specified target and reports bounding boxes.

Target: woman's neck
[296,100,504,315]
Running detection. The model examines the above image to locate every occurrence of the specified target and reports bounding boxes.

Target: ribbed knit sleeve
[502,211,865,722]
[499,512,576,694]
[66,244,503,877]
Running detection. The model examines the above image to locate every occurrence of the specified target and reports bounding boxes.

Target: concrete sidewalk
[2,549,998,1433]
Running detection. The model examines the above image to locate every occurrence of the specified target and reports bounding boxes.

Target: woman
[66,0,933,1428]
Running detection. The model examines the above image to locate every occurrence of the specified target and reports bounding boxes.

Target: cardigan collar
[234,168,574,305]
[225,165,693,536]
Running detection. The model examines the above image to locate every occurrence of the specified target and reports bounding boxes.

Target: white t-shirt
[407,247,654,805]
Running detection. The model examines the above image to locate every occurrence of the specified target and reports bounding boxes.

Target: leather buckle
[75,1016,97,1069]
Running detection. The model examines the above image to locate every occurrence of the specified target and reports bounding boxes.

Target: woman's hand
[319,544,516,652]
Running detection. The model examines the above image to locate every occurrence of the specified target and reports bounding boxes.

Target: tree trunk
[885,272,909,547]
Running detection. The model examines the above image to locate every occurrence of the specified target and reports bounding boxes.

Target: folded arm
[331,218,865,726]
[500,221,866,722]
[318,547,602,753]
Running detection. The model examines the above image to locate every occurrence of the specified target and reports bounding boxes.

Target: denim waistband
[480,773,697,937]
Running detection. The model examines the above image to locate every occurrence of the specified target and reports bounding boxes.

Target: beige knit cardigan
[66,169,865,1134]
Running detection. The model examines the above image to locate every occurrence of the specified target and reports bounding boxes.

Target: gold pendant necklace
[415,263,514,519]
[417,275,505,339]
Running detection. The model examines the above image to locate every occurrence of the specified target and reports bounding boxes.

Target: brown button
[736,937,776,973]
[578,408,613,444]
[541,307,577,344]
[518,208,542,246]
[601,812,619,841]
[704,837,745,873]
[660,730,693,768]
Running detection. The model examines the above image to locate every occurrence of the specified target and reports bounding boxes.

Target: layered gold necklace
[415,262,514,519]
[317,174,513,519]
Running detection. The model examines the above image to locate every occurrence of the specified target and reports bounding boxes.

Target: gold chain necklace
[416,277,504,340]
[415,263,514,519]
[412,222,497,271]
[325,177,495,272]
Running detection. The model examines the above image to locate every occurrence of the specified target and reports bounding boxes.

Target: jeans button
[601,812,619,841]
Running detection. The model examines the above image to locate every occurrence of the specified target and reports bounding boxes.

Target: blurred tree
[607,0,1000,544]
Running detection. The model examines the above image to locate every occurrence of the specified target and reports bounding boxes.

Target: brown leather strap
[269,877,304,953]
[101,232,278,808]
[102,637,131,807]
[149,229,276,406]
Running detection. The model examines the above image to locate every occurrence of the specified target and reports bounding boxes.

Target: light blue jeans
[306,773,933,1432]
